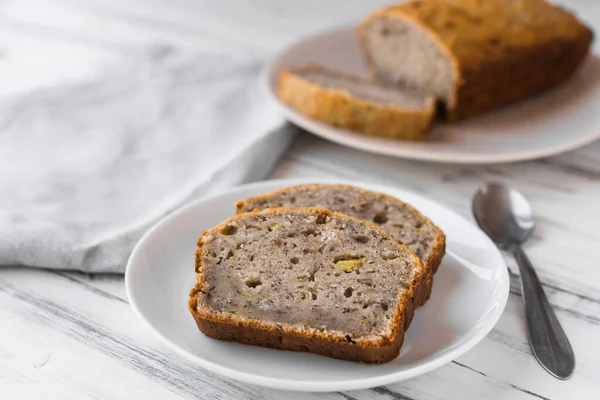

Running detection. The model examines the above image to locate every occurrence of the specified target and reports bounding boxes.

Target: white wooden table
[1,0,600,398]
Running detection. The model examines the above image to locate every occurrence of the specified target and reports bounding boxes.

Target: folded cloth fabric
[0,51,295,273]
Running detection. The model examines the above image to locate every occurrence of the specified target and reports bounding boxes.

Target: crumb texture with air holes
[237,184,441,263]
[195,208,421,338]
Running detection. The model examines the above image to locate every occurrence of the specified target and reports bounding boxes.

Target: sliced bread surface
[358,0,593,120]
[189,207,424,363]
[277,65,436,140]
[236,184,446,307]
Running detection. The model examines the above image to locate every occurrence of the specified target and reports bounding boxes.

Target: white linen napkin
[0,51,295,273]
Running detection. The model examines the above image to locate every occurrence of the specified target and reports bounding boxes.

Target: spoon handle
[513,244,575,379]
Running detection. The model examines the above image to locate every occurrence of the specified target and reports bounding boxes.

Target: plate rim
[125,177,510,392]
[261,25,600,164]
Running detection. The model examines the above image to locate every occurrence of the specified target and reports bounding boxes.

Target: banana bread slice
[236,184,445,307]
[358,0,593,121]
[277,65,436,140]
[188,208,424,363]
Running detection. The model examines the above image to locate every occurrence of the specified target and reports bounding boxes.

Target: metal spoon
[472,182,575,380]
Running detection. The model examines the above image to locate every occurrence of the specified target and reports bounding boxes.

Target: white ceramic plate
[126,178,509,392]
[263,27,600,164]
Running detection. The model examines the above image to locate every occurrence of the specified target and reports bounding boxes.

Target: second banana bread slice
[237,184,446,307]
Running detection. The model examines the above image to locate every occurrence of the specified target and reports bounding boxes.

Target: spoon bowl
[472,182,535,249]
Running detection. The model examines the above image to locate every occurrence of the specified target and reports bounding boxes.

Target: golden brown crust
[359,0,594,121]
[276,65,436,140]
[189,207,423,363]
[235,183,446,308]
[428,226,446,275]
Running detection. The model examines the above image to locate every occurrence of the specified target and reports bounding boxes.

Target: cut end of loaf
[359,14,455,106]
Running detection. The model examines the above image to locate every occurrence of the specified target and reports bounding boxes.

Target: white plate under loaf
[264,27,600,164]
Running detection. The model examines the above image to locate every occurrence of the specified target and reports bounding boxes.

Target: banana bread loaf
[358,0,594,121]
